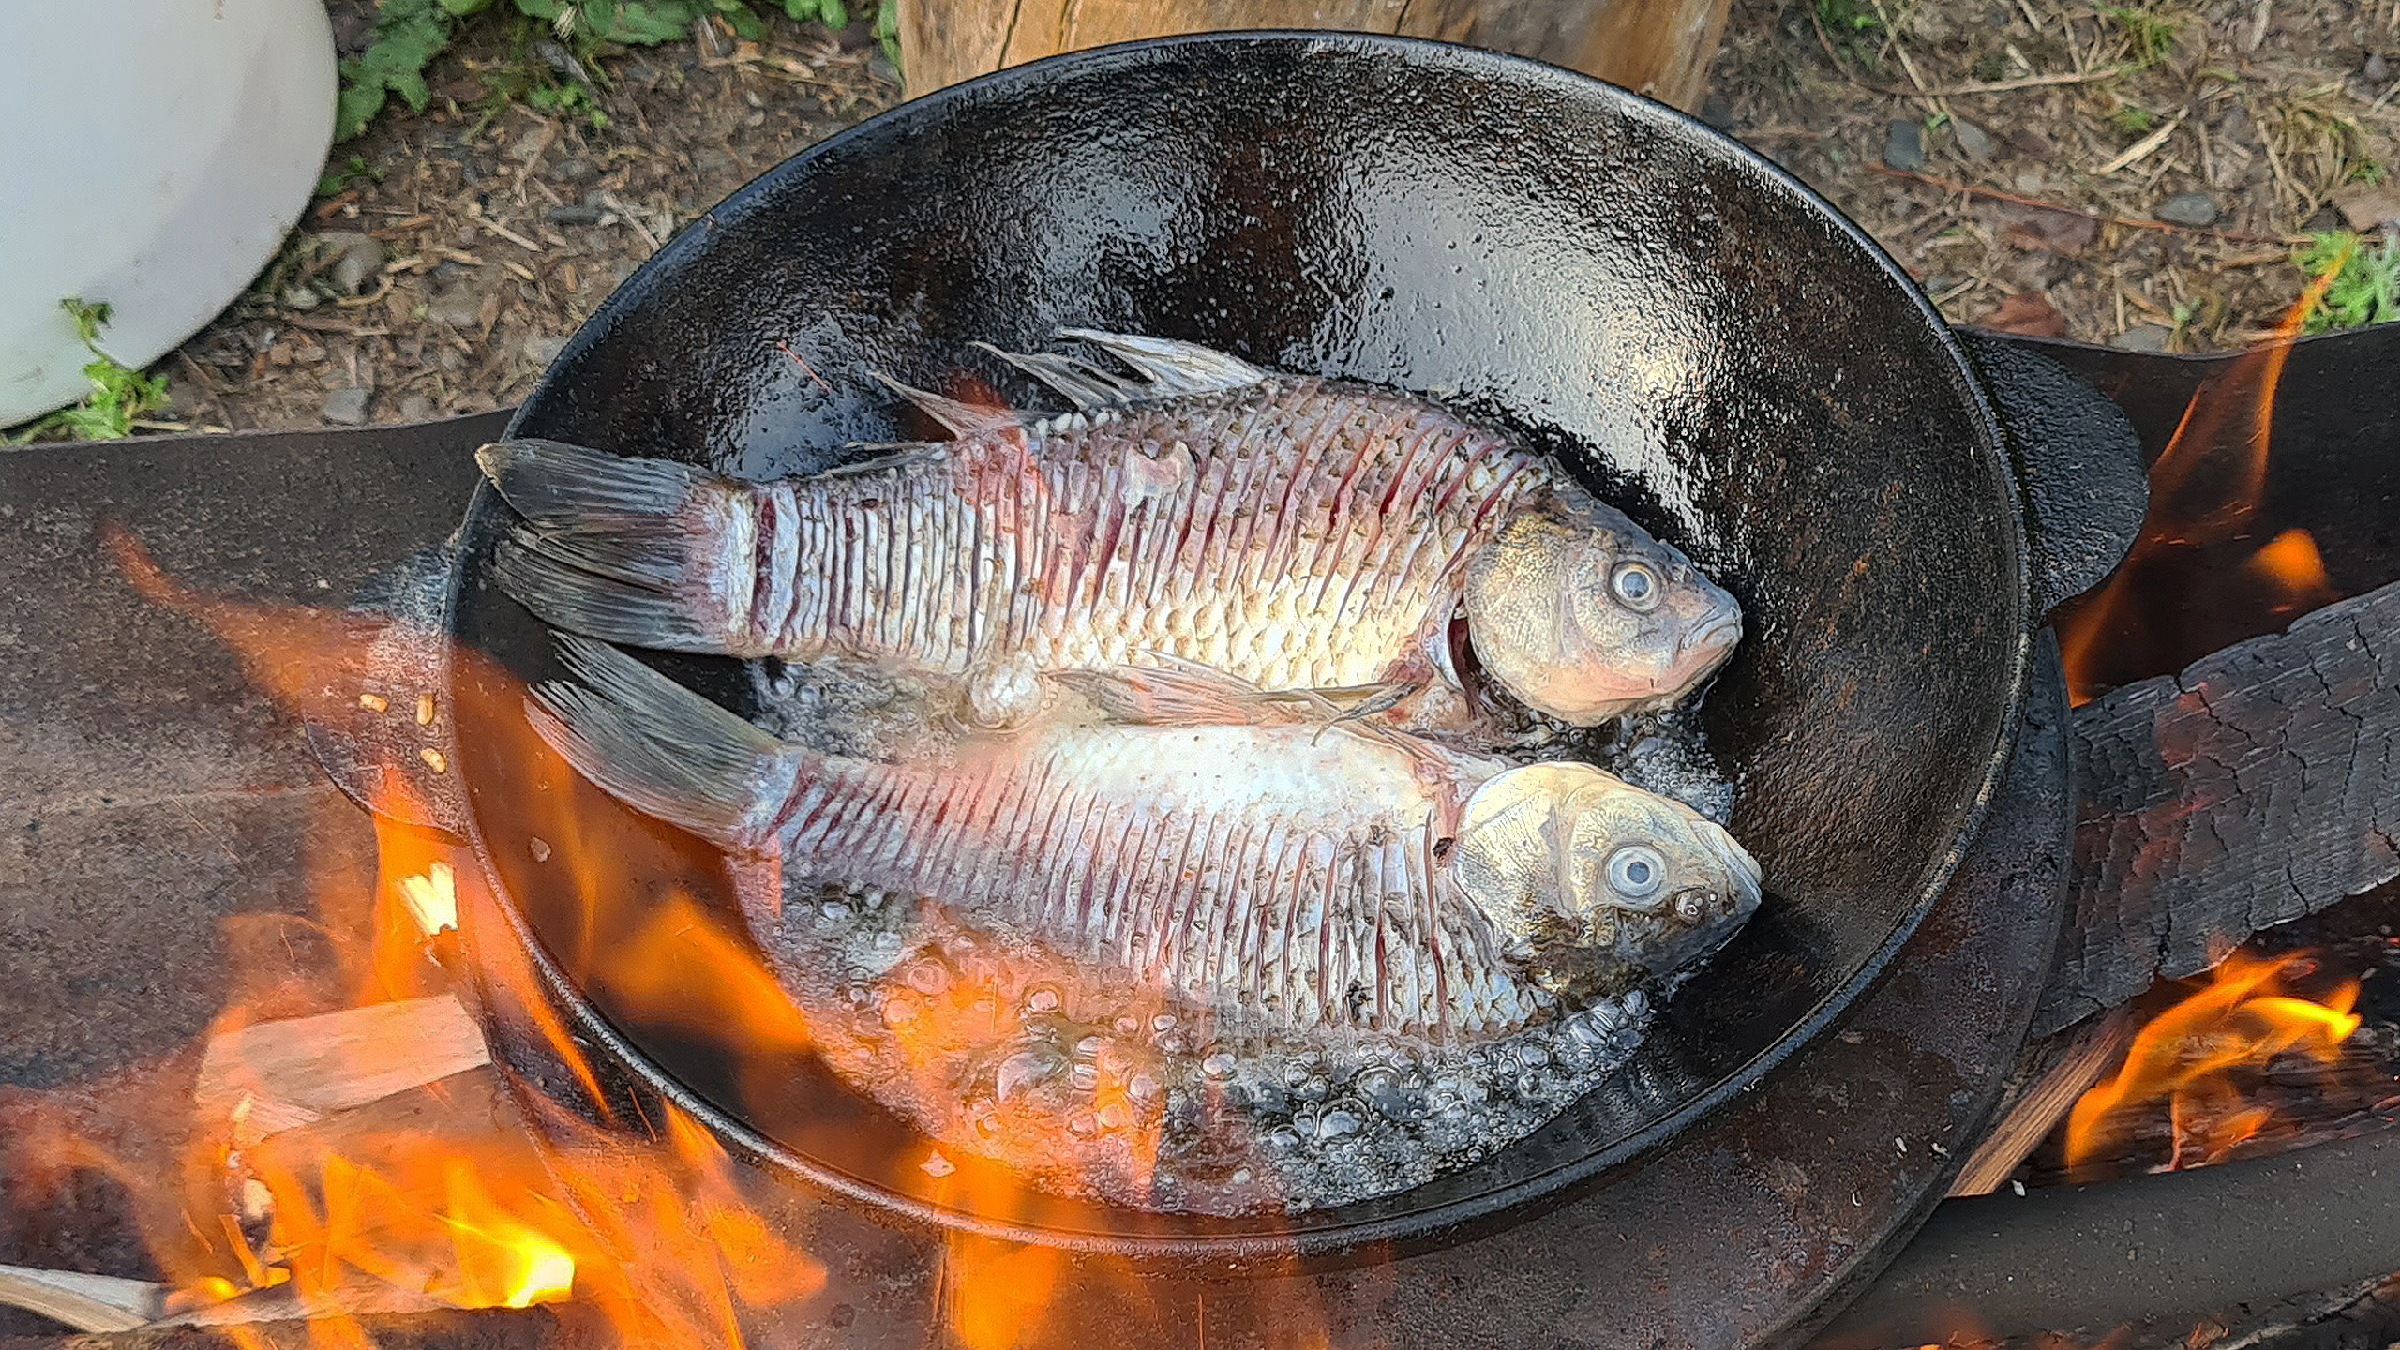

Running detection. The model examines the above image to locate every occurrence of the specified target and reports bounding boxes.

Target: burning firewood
[193,996,488,1146]
[2041,577,2400,1034]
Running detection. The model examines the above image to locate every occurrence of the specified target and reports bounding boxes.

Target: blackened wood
[2012,324,2400,692]
[1812,1124,2400,1347]
[2037,580,2400,1035]
[0,1307,576,1350]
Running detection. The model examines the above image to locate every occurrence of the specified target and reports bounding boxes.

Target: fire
[2064,951,2361,1172]
[2052,259,2346,703]
[2248,527,2332,594]
[9,532,1337,1350]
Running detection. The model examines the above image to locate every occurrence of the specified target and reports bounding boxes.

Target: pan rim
[463,28,2034,1257]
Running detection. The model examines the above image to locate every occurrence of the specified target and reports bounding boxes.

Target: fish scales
[746,719,1532,1041]
[704,383,1538,690]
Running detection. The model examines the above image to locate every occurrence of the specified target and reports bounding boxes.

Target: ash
[746,882,1649,1217]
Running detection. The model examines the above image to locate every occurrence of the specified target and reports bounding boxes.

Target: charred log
[2037,580,2400,1036]
[0,1307,574,1350]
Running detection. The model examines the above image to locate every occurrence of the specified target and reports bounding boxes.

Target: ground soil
[11,0,2399,438]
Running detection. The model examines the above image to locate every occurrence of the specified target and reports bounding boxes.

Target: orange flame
[21,531,1340,1350]
[2065,951,2361,1171]
[2053,262,2346,703]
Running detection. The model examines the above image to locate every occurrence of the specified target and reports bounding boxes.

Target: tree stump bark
[897,0,1734,112]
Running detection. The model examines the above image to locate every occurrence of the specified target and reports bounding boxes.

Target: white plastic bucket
[0,0,337,427]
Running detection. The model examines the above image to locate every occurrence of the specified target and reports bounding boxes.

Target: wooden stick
[0,1264,164,1334]
[1948,1008,2140,1195]
[194,996,488,1143]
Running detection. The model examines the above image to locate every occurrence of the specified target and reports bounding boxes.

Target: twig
[1868,165,2301,243]
[1934,67,2136,94]
[2253,98,2299,217]
[1808,1,2128,97]
[2093,109,2189,175]
[2245,0,2275,51]
[776,342,834,393]
[1865,0,1951,122]
[1949,1007,2140,1195]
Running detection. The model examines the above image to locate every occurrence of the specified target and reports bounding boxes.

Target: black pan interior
[447,33,2029,1255]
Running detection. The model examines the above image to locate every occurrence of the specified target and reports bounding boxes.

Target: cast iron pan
[446,33,2058,1257]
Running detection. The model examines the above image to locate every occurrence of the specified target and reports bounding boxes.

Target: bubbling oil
[749,882,1650,1216]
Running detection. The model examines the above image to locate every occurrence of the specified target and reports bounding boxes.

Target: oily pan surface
[447,34,2026,1250]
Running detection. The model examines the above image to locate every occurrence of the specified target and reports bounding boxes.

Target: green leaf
[819,0,849,29]
[437,0,494,15]
[389,66,433,111]
[10,300,170,443]
[873,0,899,63]
[333,0,456,141]
[334,76,388,142]
[723,4,766,38]
[596,0,700,42]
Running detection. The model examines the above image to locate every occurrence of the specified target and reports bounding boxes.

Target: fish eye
[1610,561,1662,612]
[1606,845,1665,901]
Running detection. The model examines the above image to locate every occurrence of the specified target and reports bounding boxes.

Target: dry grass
[1709,0,2400,347]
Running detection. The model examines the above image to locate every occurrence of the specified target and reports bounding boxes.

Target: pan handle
[1957,331,2150,620]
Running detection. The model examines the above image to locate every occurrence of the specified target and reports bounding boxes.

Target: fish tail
[477,438,749,653]
[525,634,801,854]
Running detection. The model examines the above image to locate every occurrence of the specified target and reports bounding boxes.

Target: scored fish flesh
[481,331,1743,729]
[529,635,1763,1045]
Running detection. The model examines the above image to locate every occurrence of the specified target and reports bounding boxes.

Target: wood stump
[897,0,1734,111]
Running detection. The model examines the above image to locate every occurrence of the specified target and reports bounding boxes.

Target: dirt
[150,6,898,438]
[21,1,2400,440]
[1707,0,2400,348]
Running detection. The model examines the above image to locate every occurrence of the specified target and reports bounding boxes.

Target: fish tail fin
[477,438,704,526]
[525,634,800,853]
[476,438,742,653]
[1055,329,1269,398]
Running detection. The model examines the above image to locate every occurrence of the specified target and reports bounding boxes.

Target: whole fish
[481,330,1743,729]
[527,636,1763,1046]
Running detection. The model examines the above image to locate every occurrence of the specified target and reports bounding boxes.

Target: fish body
[528,636,1763,1049]
[482,331,1745,727]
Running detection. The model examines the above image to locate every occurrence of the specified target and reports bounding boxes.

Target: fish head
[1450,762,1763,1000]
[1464,487,1742,725]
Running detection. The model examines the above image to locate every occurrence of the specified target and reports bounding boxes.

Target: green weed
[2293,231,2400,333]
[2110,104,2155,135]
[6,300,171,445]
[2098,3,2180,66]
[316,153,389,196]
[1816,0,1883,66]
[335,0,896,144]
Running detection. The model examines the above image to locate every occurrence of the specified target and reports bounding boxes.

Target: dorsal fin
[1056,329,1270,398]
[871,372,1020,437]
[968,341,1139,411]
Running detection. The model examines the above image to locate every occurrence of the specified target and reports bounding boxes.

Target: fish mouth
[1677,605,1744,658]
